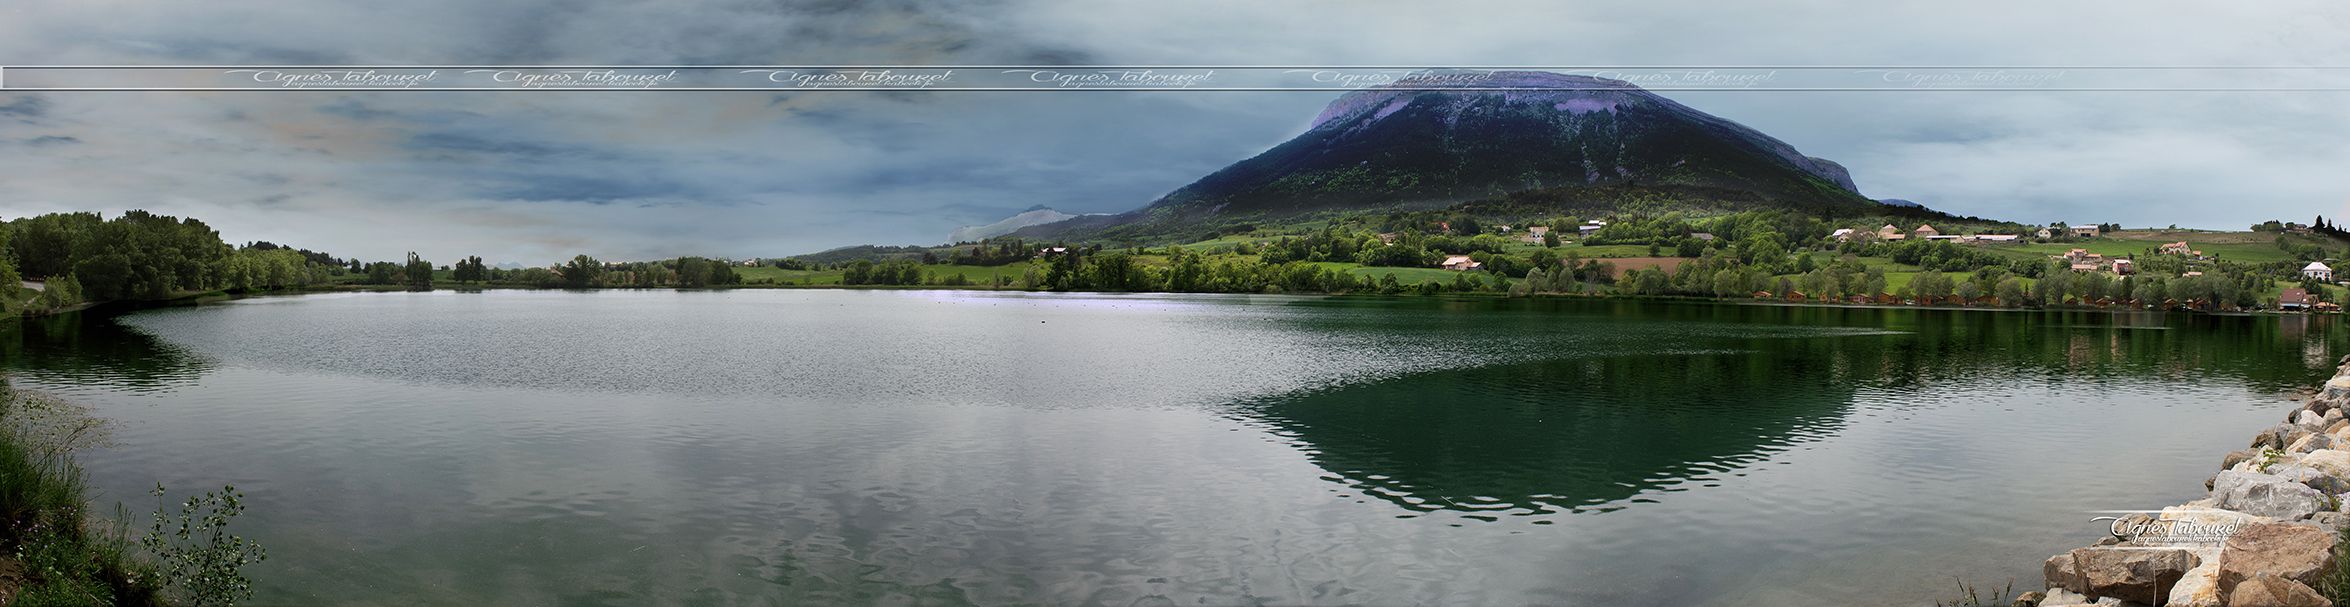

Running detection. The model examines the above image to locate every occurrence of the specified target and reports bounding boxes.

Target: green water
[1,290,2339,606]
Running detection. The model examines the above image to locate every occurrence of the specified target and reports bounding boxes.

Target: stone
[2260,424,2318,450]
[2224,572,2330,607]
[2325,408,2345,426]
[2214,470,2335,520]
[2037,588,2121,606]
[2306,511,2350,533]
[2163,561,2223,606]
[2325,375,2350,400]
[2301,450,2350,479]
[2048,552,2085,593]
[2217,521,2339,594]
[2231,449,2267,470]
[2013,590,2045,607]
[2055,546,2200,604]
[2294,433,2349,454]
[2267,463,2350,495]
[2331,419,2350,436]
[2301,410,2328,427]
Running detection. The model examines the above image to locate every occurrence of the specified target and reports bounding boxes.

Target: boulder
[2301,450,2350,479]
[2047,552,2085,593]
[2217,522,2339,595]
[2294,433,2349,454]
[2215,471,2335,520]
[2324,408,2345,427]
[2224,572,2330,606]
[2330,419,2350,437]
[2051,546,2199,604]
[2301,409,2328,428]
[2266,463,2350,495]
[2163,560,2223,607]
[2326,374,2350,400]
[2307,511,2350,533]
[2037,588,2120,606]
[2012,590,2044,607]
[2260,424,2318,450]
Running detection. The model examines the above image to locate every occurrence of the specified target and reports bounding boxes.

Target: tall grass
[0,379,164,605]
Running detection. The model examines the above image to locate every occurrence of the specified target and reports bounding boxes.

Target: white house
[2304,261,2333,282]
[1442,255,1483,271]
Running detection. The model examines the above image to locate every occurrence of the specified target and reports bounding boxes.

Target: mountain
[949,206,1084,242]
[1020,71,1882,240]
[1877,198,1926,209]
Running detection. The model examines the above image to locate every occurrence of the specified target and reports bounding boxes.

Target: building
[1578,221,1608,237]
[1973,234,2020,243]
[1876,224,1906,241]
[2110,259,2134,275]
[2281,288,2312,311]
[1913,224,1939,238]
[2035,227,2054,239]
[2159,241,2193,256]
[1518,226,1550,244]
[1830,228,1857,242]
[2071,225,2102,238]
[1689,232,1715,241]
[1441,255,1483,271]
[2305,261,2334,281]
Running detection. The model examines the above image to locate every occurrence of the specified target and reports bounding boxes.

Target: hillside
[1020,71,1889,243]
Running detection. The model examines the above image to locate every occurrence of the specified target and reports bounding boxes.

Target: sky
[1,1,2346,264]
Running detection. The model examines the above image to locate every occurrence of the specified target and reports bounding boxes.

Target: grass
[1995,235,2299,265]
[1932,578,2015,607]
[0,381,163,605]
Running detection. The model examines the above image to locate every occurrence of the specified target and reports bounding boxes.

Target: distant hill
[1019,71,1885,241]
[949,206,1086,243]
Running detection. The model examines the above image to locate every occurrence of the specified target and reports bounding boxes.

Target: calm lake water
[1,290,2342,606]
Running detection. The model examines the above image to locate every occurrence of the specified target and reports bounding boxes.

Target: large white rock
[2163,560,2222,606]
[2213,470,2333,520]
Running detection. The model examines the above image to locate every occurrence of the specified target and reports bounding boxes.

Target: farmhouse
[1831,228,1857,242]
[2110,259,2133,275]
[1520,226,1550,243]
[1913,224,1939,238]
[2035,228,2054,239]
[2159,241,2192,256]
[1578,221,1608,237]
[1441,255,1483,271]
[2305,261,2334,282]
[2281,288,2312,311]
[2070,225,2102,238]
[1876,224,1906,241]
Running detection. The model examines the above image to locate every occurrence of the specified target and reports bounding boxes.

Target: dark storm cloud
[0,0,2343,263]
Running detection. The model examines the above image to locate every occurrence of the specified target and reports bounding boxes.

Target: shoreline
[2023,359,2350,606]
[44,282,2327,320]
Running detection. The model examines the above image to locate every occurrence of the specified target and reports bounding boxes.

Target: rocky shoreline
[2020,357,2350,606]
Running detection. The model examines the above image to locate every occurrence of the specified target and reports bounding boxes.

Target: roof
[2283,288,2311,303]
[2306,261,2333,271]
[1442,255,1476,264]
[1914,224,1937,231]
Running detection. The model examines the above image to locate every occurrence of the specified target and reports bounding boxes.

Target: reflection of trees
[0,310,211,392]
[1245,298,2346,516]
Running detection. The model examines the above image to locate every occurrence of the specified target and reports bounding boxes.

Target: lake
[1,289,2340,606]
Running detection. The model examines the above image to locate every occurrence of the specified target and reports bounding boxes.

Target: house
[2181,271,2204,278]
[1441,255,1483,271]
[2070,262,2099,272]
[1518,226,1550,244]
[1913,224,1939,238]
[1830,228,1857,242]
[2035,227,2054,239]
[1876,224,1904,240]
[2071,225,2103,238]
[1037,246,1071,258]
[2110,259,2134,275]
[2305,261,2334,281]
[1578,221,1608,237]
[2281,288,2312,311]
[2159,241,2192,256]
[1376,232,1400,245]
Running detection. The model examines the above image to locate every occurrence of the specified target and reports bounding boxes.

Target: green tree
[404,252,434,289]
[558,255,602,288]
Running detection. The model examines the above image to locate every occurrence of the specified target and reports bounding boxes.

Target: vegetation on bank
[0,379,265,605]
[6,208,2348,314]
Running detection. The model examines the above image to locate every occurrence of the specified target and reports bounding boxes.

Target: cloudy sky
[1,1,2346,264]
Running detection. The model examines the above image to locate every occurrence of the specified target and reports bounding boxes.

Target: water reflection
[1237,298,2344,518]
[0,310,212,392]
